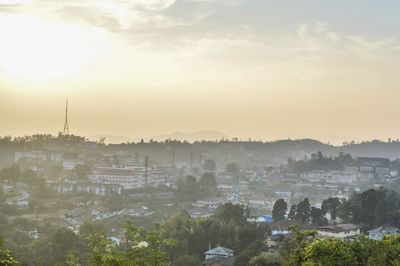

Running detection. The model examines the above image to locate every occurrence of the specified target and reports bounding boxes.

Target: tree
[0,165,21,181]
[187,222,208,257]
[0,186,4,203]
[199,172,217,195]
[295,198,310,223]
[225,163,239,176]
[338,188,400,227]
[79,222,105,238]
[208,221,222,246]
[176,176,201,201]
[203,159,216,172]
[73,164,91,180]
[288,205,297,220]
[310,207,327,226]
[183,176,199,193]
[52,228,84,264]
[272,199,287,222]
[160,212,192,260]
[249,252,282,266]
[215,203,246,226]
[321,197,341,222]
[87,233,123,266]
[104,194,123,211]
[64,253,82,266]
[298,238,358,266]
[234,240,267,266]
[173,255,200,266]
[0,236,18,266]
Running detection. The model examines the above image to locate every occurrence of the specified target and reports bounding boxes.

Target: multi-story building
[15,150,63,162]
[88,166,175,189]
[302,170,358,185]
[357,157,391,177]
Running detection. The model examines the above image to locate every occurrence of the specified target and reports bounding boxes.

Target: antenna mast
[63,99,70,135]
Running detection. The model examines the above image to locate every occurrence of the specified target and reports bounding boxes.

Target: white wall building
[317,224,361,239]
[89,167,170,189]
[302,170,358,185]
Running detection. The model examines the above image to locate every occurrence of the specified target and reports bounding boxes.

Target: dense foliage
[285,188,400,228]
[286,228,400,266]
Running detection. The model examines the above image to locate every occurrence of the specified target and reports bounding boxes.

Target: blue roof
[260,215,273,223]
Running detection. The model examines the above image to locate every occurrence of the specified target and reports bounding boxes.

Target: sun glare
[0,14,101,81]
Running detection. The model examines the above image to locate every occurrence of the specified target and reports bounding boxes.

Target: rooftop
[318,224,361,233]
[205,246,234,257]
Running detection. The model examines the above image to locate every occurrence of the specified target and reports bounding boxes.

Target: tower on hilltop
[63,99,70,135]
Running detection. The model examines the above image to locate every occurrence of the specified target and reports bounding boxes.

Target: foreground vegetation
[2,224,400,265]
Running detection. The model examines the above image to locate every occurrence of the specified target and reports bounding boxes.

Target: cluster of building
[281,157,399,194]
[15,150,84,170]
[88,165,178,190]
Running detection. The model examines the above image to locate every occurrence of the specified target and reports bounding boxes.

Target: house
[368,226,398,241]
[28,229,39,240]
[193,198,226,209]
[108,236,122,246]
[202,246,235,266]
[52,181,123,196]
[247,215,273,223]
[357,157,391,177]
[317,224,361,239]
[270,219,315,232]
[2,184,14,193]
[375,165,390,177]
[63,160,84,170]
[67,226,80,235]
[344,163,359,173]
[204,246,234,260]
[16,200,29,208]
[202,256,235,266]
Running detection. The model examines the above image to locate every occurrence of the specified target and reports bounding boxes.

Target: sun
[0,14,100,81]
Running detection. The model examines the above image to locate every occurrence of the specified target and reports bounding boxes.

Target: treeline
[283,228,400,265]
[287,151,353,173]
[175,172,218,201]
[3,188,400,265]
[272,188,400,229]
[0,134,91,167]
[6,133,400,168]
[0,203,271,266]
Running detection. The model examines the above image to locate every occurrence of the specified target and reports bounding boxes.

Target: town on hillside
[1,136,400,265]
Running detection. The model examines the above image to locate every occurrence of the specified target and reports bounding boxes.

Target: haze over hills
[151,130,229,142]
[89,130,229,144]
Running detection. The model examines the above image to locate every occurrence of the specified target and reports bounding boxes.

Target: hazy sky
[1,0,400,144]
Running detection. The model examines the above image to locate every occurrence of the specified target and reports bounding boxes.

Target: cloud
[0,0,181,29]
[0,0,34,5]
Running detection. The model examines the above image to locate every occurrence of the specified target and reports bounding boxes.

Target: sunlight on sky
[0,14,103,82]
[1,0,400,142]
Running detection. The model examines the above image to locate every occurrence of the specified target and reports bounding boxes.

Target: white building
[15,151,47,162]
[63,160,84,170]
[28,229,39,240]
[317,224,361,239]
[89,167,170,189]
[368,226,398,241]
[15,200,29,208]
[302,170,358,185]
[193,198,226,209]
[15,150,63,162]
